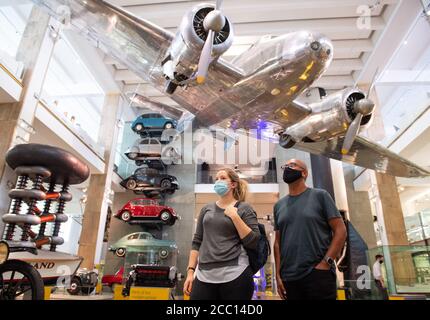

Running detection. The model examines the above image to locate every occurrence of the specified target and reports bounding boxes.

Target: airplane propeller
[341,70,378,155]
[196,0,226,84]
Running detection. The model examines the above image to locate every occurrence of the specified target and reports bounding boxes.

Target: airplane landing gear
[165,81,178,95]
[279,133,296,149]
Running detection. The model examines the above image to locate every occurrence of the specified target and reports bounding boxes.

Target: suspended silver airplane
[30,0,430,178]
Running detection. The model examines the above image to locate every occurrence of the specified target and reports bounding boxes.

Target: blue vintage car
[131,113,177,133]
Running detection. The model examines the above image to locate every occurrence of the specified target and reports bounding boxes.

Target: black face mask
[283,167,303,184]
[379,260,384,264]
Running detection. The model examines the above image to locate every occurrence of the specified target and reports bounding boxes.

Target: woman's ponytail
[234,179,248,202]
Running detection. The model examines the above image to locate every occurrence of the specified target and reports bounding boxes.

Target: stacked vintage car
[120,113,181,198]
[108,113,180,294]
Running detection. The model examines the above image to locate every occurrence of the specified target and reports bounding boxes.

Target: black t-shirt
[274,188,341,281]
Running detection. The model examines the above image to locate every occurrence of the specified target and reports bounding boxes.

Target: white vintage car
[125,138,181,165]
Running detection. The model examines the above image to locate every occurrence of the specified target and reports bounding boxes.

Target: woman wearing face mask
[183,168,260,300]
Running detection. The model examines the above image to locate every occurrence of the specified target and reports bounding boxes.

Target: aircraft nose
[309,34,333,61]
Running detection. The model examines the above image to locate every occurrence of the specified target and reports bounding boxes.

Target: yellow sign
[129,287,170,300]
[337,289,346,300]
[44,286,52,300]
[113,284,129,300]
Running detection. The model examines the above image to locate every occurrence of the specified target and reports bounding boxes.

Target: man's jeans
[283,268,337,300]
[375,280,389,300]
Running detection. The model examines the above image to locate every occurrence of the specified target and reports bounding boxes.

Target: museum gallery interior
[0,0,430,301]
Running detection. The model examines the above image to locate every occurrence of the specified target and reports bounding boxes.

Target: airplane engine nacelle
[162,3,233,89]
[341,90,374,128]
[283,89,374,144]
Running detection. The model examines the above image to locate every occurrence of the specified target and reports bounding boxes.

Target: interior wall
[195,192,279,220]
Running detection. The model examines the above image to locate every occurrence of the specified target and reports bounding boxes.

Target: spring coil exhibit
[21,175,44,241]
[50,183,69,251]
[4,175,29,241]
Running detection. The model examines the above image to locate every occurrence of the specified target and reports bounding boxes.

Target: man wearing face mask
[373,254,388,300]
[273,159,347,300]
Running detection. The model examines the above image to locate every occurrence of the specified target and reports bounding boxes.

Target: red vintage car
[115,198,177,225]
[101,267,124,289]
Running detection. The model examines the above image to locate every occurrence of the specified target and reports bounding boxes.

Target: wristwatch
[187,267,196,273]
[324,256,336,270]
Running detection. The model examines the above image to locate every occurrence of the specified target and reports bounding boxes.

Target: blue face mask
[214,180,229,196]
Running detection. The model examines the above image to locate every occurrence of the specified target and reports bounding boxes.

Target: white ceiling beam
[328,59,364,72]
[161,18,384,38]
[115,64,128,70]
[165,26,373,40]
[230,37,374,49]
[103,56,118,65]
[323,70,352,77]
[232,17,385,35]
[123,2,387,27]
[219,38,373,59]
[114,59,362,86]
[313,75,355,89]
[334,39,374,52]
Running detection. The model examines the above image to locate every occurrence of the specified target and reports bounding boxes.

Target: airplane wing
[32,0,314,129]
[292,135,430,178]
[32,0,173,81]
[32,0,245,122]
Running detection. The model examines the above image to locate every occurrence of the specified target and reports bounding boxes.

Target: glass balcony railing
[38,99,105,159]
[0,1,33,77]
[114,149,138,181]
[367,246,430,296]
[40,30,106,144]
[114,121,138,180]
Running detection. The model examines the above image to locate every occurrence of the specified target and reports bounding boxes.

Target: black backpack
[235,202,271,274]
